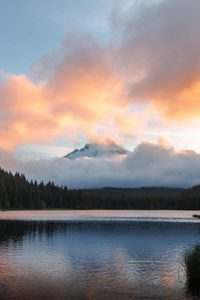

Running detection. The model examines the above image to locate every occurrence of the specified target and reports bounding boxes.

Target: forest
[1,167,200,210]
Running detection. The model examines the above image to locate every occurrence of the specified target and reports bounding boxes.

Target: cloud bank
[1,143,200,189]
[113,0,200,120]
[1,0,200,151]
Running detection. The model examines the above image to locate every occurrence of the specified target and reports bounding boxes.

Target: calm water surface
[0,210,200,300]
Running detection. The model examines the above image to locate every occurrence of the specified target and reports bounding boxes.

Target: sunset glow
[0,0,199,155]
[0,0,200,188]
[2,3,200,300]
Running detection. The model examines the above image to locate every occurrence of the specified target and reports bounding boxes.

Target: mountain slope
[64,142,129,159]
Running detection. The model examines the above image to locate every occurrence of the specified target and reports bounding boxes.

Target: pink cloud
[1,1,200,151]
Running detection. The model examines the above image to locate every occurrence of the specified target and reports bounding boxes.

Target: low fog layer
[0,143,200,189]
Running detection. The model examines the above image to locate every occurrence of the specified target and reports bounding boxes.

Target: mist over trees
[1,167,200,210]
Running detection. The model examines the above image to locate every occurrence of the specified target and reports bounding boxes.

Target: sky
[1,0,200,188]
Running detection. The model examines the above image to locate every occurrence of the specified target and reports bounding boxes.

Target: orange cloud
[0,34,131,150]
[1,0,200,152]
[113,0,200,121]
[155,80,200,121]
[0,74,64,149]
[158,136,172,147]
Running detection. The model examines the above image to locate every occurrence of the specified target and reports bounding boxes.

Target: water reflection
[0,220,200,299]
[0,220,68,243]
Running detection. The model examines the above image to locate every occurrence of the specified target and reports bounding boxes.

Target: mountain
[64,142,129,159]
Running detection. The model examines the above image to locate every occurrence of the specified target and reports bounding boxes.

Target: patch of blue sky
[0,0,113,75]
[15,143,73,160]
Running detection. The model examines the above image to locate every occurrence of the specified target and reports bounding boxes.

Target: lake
[0,210,200,299]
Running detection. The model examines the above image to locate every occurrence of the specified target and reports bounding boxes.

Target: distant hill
[180,185,200,198]
[83,187,185,198]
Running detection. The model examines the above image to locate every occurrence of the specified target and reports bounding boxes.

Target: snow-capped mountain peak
[64,142,128,159]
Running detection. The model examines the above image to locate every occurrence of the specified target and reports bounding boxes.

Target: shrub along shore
[184,245,200,296]
[193,214,200,218]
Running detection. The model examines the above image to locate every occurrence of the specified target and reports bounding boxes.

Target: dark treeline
[1,167,200,210]
[0,168,86,210]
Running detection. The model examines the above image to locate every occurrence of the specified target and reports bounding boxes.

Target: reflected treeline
[0,220,68,245]
[1,219,200,246]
